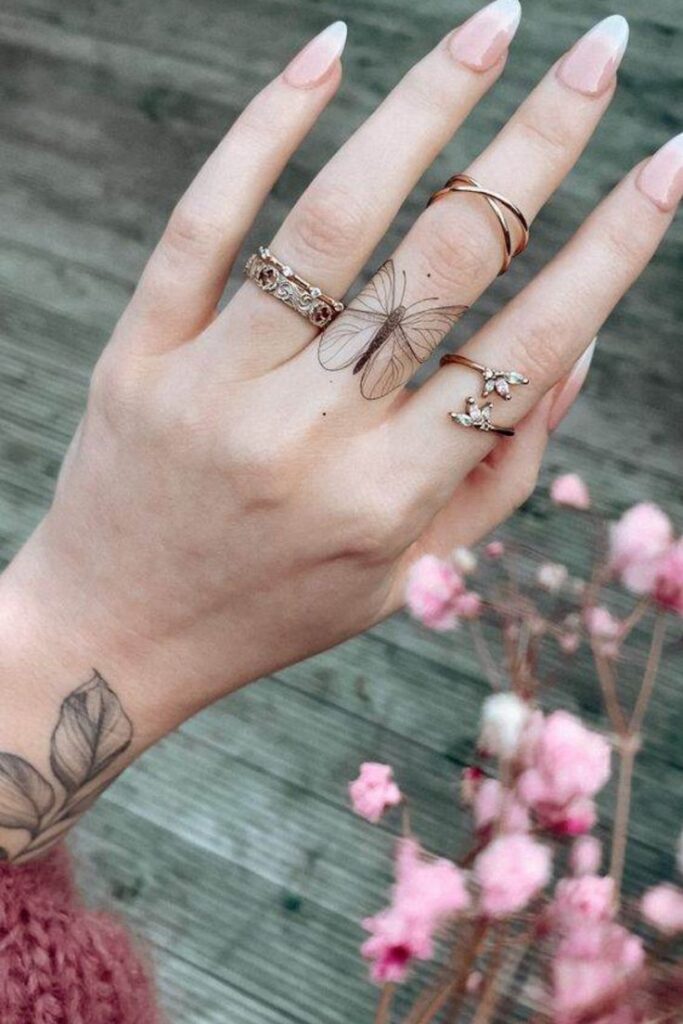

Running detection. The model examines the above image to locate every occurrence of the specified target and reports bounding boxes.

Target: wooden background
[0,0,681,1020]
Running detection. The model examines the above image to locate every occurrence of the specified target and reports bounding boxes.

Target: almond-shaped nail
[558,15,629,97]
[637,133,683,212]
[549,338,597,431]
[284,21,348,89]
[449,0,521,73]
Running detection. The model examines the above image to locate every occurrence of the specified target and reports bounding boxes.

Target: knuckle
[510,313,568,383]
[89,350,145,426]
[292,183,368,262]
[514,107,571,161]
[600,217,644,267]
[340,496,398,562]
[513,463,540,507]
[401,64,448,118]
[420,214,491,290]
[162,199,223,263]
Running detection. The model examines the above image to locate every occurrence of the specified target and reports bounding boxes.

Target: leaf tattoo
[50,672,133,793]
[0,671,133,863]
[0,754,55,833]
[318,260,468,400]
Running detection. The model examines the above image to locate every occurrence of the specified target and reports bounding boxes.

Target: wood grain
[1,1,681,1020]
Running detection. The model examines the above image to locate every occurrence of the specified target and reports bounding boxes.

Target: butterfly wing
[318,261,396,371]
[399,304,469,362]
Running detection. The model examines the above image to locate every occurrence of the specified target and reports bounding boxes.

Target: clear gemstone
[496,379,510,397]
[507,372,528,384]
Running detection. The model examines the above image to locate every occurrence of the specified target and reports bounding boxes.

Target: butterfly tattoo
[318,260,468,400]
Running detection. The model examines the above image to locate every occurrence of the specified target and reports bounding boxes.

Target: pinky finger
[124,23,347,351]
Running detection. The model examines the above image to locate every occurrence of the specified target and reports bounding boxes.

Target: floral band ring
[245,247,345,329]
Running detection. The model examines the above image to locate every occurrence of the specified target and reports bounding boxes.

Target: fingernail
[637,133,683,212]
[449,0,521,73]
[557,15,629,97]
[284,21,348,89]
[549,338,596,431]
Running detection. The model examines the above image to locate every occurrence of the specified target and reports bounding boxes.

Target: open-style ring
[245,247,345,328]
[450,396,515,437]
[440,353,529,401]
[427,173,530,276]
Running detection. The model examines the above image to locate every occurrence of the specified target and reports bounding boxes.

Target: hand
[2,4,680,747]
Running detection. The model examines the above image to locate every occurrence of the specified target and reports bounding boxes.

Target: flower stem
[469,620,502,690]
[609,737,636,900]
[375,983,395,1024]
[630,613,666,735]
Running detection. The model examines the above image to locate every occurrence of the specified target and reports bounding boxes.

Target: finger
[121,22,347,352]
[395,133,683,515]
[216,0,522,373]
[405,394,554,571]
[293,14,628,412]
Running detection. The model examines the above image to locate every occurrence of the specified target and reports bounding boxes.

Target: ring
[427,173,530,276]
[440,353,529,401]
[450,397,515,437]
[245,247,344,328]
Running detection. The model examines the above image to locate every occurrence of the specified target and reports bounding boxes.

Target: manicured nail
[637,133,683,212]
[558,15,629,97]
[449,0,521,72]
[284,21,348,89]
[549,338,596,431]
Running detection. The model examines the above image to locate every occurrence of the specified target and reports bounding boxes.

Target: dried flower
[553,921,645,1023]
[362,839,470,983]
[641,883,683,935]
[485,540,505,558]
[479,692,531,760]
[551,473,591,510]
[349,763,402,823]
[551,875,616,925]
[585,605,624,658]
[472,777,530,836]
[474,833,552,917]
[570,836,602,876]
[451,546,477,575]
[652,538,683,616]
[518,710,611,811]
[537,562,569,593]
[405,555,465,631]
[609,502,673,593]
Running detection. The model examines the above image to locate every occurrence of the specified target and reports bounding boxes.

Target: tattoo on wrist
[0,671,132,864]
[318,259,468,400]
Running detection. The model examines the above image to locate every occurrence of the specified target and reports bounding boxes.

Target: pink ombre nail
[637,133,683,212]
[449,0,522,73]
[558,16,629,97]
[284,21,348,89]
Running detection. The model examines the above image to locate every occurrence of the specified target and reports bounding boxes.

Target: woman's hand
[2,2,681,755]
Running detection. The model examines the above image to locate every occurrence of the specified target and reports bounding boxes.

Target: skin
[0,9,679,858]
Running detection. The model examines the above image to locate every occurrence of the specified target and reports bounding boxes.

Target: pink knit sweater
[0,846,161,1024]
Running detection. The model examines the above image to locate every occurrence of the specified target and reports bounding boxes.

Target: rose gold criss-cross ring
[427,173,530,276]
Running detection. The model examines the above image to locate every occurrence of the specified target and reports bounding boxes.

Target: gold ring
[427,173,530,276]
[440,353,529,401]
[245,247,344,328]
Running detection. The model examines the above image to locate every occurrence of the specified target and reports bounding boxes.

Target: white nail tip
[320,20,348,54]
[590,15,630,55]
[486,0,522,30]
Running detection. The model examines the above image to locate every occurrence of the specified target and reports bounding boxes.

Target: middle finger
[292,14,629,415]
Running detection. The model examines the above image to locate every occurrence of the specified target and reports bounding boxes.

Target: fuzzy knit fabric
[0,845,162,1024]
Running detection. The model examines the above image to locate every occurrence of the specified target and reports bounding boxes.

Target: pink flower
[485,540,505,558]
[472,778,530,836]
[405,555,465,631]
[536,795,598,837]
[609,503,673,594]
[518,711,611,812]
[537,562,569,593]
[652,539,683,616]
[551,875,616,925]
[641,883,683,935]
[553,921,645,1023]
[558,632,581,655]
[479,692,532,760]
[474,834,552,917]
[584,606,624,659]
[551,473,591,511]
[349,763,402,823]
[454,590,482,619]
[570,836,602,876]
[362,839,470,983]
